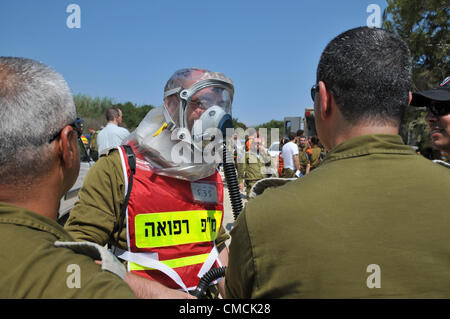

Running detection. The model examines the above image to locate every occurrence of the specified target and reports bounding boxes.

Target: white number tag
[191,183,218,204]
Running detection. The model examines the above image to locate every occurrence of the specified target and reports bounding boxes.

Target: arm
[217,244,229,298]
[125,273,196,299]
[306,163,311,174]
[65,151,125,247]
[305,149,313,174]
[260,147,271,165]
[293,154,301,172]
[225,211,256,298]
[237,153,247,191]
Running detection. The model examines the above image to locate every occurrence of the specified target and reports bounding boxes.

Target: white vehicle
[268,141,280,158]
[264,142,281,177]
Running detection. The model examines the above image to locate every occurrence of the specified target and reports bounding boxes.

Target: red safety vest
[116,143,224,291]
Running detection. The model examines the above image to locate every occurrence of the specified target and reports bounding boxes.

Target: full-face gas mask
[127,68,234,181]
[162,78,234,147]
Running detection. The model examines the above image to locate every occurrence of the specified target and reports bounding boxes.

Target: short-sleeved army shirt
[0,202,135,298]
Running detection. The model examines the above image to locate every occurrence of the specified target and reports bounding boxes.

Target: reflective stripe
[134,210,223,249]
[129,253,210,271]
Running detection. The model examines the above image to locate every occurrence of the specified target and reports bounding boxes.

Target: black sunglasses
[427,101,450,117]
[311,84,319,102]
[48,117,83,143]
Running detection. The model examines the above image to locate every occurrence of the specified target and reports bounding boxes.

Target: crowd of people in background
[79,101,447,204]
[233,127,327,198]
[279,129,325,178]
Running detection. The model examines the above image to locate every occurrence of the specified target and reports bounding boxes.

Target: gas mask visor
[164,79,234,146]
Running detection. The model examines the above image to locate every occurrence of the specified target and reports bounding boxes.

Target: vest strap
[113,247,189,293]
[198,244,220,279]
[112,145,136,252]
[112,244,221,291]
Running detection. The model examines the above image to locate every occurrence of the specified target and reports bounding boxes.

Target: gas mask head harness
[162,70,234,146]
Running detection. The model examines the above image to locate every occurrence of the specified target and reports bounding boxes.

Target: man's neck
[0,178,62,221]
[330,124,399,150]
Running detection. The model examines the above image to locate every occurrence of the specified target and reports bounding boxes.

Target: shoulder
[116,126,130,134]
[243,178,309,225]
[85,149,124,186]
[0,211,133,298]
[120,127,130,133]
[289,142,299,153]
[415,156,450,180]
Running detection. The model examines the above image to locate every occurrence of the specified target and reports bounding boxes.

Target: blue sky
[1,0,387,126]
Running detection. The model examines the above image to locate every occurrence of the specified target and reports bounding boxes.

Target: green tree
[383,0,449,90]
[116,101,154,131]
[73,94,155,132]
[232,118,247,130]
[73,94,114,119]
[383,0,449,151]
[255,119,285,146]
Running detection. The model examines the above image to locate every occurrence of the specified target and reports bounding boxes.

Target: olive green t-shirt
[226,134,450,298]
[309,146,322,169]
[298,145,310,174]
[0,202,135,298]
[237,151,270,184]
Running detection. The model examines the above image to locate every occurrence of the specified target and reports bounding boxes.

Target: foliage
[74,94,113,119]
[254,119,285,146]
[383,0,449,90]
[73,94,155,132]
[232,118,247,130]
[382,0,449,150]
[118,101,154,131]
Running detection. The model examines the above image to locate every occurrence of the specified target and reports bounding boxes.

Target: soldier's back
[232,134,450,298]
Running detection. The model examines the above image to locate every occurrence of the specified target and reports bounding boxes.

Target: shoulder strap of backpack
[112,145,136,251]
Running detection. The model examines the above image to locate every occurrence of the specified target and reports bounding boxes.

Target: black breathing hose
[191,267,227,298]
[191,143,243,298]
[222,144,243,220]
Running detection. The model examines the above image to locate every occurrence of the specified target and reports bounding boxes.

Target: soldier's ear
[317,81,333,120]
[58,126,79,169]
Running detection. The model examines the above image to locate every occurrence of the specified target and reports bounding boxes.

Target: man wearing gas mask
[65,68,233,298]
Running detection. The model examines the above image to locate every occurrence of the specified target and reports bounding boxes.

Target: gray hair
[0,57,76,184]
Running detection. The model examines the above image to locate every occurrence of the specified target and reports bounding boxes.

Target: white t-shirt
[281,141,299,170]
[97,123,130,153]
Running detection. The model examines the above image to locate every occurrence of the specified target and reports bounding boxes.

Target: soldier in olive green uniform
[0,203,135,298]
[226,27,450,298]
[0,57,136,298]
[306,136,323,174]
[237,139,271,197]
[297,135,310,175]
[88,127,99,161]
